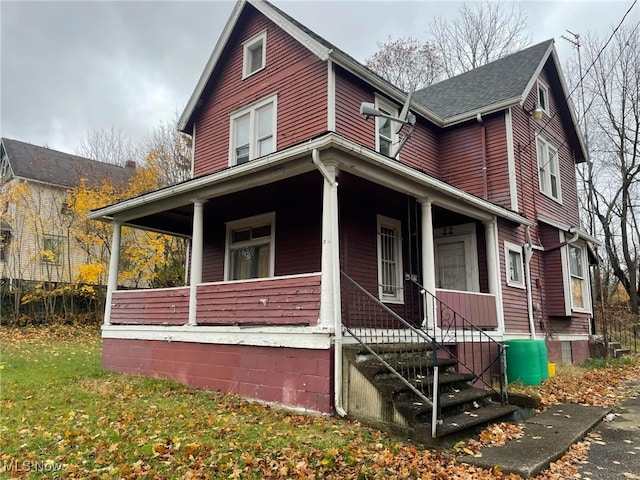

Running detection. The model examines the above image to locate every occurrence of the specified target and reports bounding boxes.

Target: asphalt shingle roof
[413,40,554,120]
[1,138,133,188]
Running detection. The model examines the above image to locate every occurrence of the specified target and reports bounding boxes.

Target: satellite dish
[358,90,417,158]
[395,89,414,134]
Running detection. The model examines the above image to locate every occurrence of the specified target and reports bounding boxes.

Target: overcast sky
[1,0,638,157]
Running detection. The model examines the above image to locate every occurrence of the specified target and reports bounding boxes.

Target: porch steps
[344,344,518,443]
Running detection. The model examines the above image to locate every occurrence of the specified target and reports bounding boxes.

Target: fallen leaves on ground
[2,325,640,479]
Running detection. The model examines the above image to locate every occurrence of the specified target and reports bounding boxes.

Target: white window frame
[376,215,404,304]
[434,223,480,292]
[504,241,525,289]
[536,136,562,203]
[374,95,399,158]
[568,242,590,312]
[224,212,276,281]
[228,94,277,166]
[242,30,267,79]
[537,80,550,116]
[42,234,64,265]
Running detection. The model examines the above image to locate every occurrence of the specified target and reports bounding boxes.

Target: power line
[525,0,639,152]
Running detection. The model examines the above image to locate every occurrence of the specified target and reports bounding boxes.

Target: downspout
[477,113,488,199]
[524,226,536,338]
[312,149,347,417]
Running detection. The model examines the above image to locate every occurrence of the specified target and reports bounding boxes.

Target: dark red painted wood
[110,288,189,325]
[435,290,497,329]
[196,274,321,326]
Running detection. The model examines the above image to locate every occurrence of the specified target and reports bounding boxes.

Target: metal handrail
[340,272,436,418]
[408,279,508,405]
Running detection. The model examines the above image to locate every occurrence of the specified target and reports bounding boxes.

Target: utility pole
[562,31,608,357]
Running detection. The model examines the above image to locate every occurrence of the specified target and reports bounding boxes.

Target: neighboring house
[89,0,600,438]
[0,138,133,287]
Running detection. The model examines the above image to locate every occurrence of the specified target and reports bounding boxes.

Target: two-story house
[0,138,133,294]
[89,0,600,439]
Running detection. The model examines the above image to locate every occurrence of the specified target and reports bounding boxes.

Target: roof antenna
[359,89,416,158]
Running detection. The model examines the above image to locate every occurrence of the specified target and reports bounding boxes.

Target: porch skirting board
[103,338,334,414]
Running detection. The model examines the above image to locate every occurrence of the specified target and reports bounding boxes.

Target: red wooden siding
[103,338,333,413]
[496,219,530,333]
[196,274,321,326]
[484,113,511,207]
[193,8,327,177]
[439,123,485,198]
[435,290,497,329]
[334,66,440,176]
[110,288,189,325]
[510,65,581,228]
[438,113,509,205]
[540,223,567,317]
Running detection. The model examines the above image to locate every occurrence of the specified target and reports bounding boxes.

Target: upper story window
[42,235,64,264]
[537,80,550,115]
[569,243,589,311]
[242,30,267,79]
[225,212,275,281]
[377,215,403,303]
[536,136,561,202]
[504,241,525,289]
[375,96,399,158]
[229,94,277,166]
[0,229,11,261]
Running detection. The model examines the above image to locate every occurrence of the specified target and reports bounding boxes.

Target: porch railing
[408,279,507,403]
[340,272,436,417]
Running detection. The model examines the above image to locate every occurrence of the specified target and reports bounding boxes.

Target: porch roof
[88,132,533,236]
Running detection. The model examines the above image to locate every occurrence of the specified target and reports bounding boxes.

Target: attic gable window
[374,96,399,158]
[229,94,277,166]
[537,80,550,115]
[242,30,267,78]
[536,136,561,202]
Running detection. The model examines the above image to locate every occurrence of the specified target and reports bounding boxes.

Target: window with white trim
[375,96,399,158]
[42,235,64,264]
[537,80,549,115]
[569,243,589,311]
[536,136,561,202]
[377,215,403,303]
[225,213,275,281]
[504,241,525,288]
[229,95,277,166]
[242,30,266,78]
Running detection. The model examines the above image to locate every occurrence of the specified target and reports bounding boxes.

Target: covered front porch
[91,134,532,413]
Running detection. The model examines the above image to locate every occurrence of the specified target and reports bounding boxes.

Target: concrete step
[432,403,519,438]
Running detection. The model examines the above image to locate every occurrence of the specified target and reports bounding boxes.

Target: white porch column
[420,198,436,329]
[103,220,122,326]
[484,218,504,331]
[318,159,339,329]
[188,199,206,326]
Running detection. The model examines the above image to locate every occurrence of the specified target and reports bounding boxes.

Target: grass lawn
[1,325,639,479]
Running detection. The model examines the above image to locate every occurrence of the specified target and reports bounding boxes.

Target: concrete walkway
[459,403,610,478]
[577,391,640,479]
